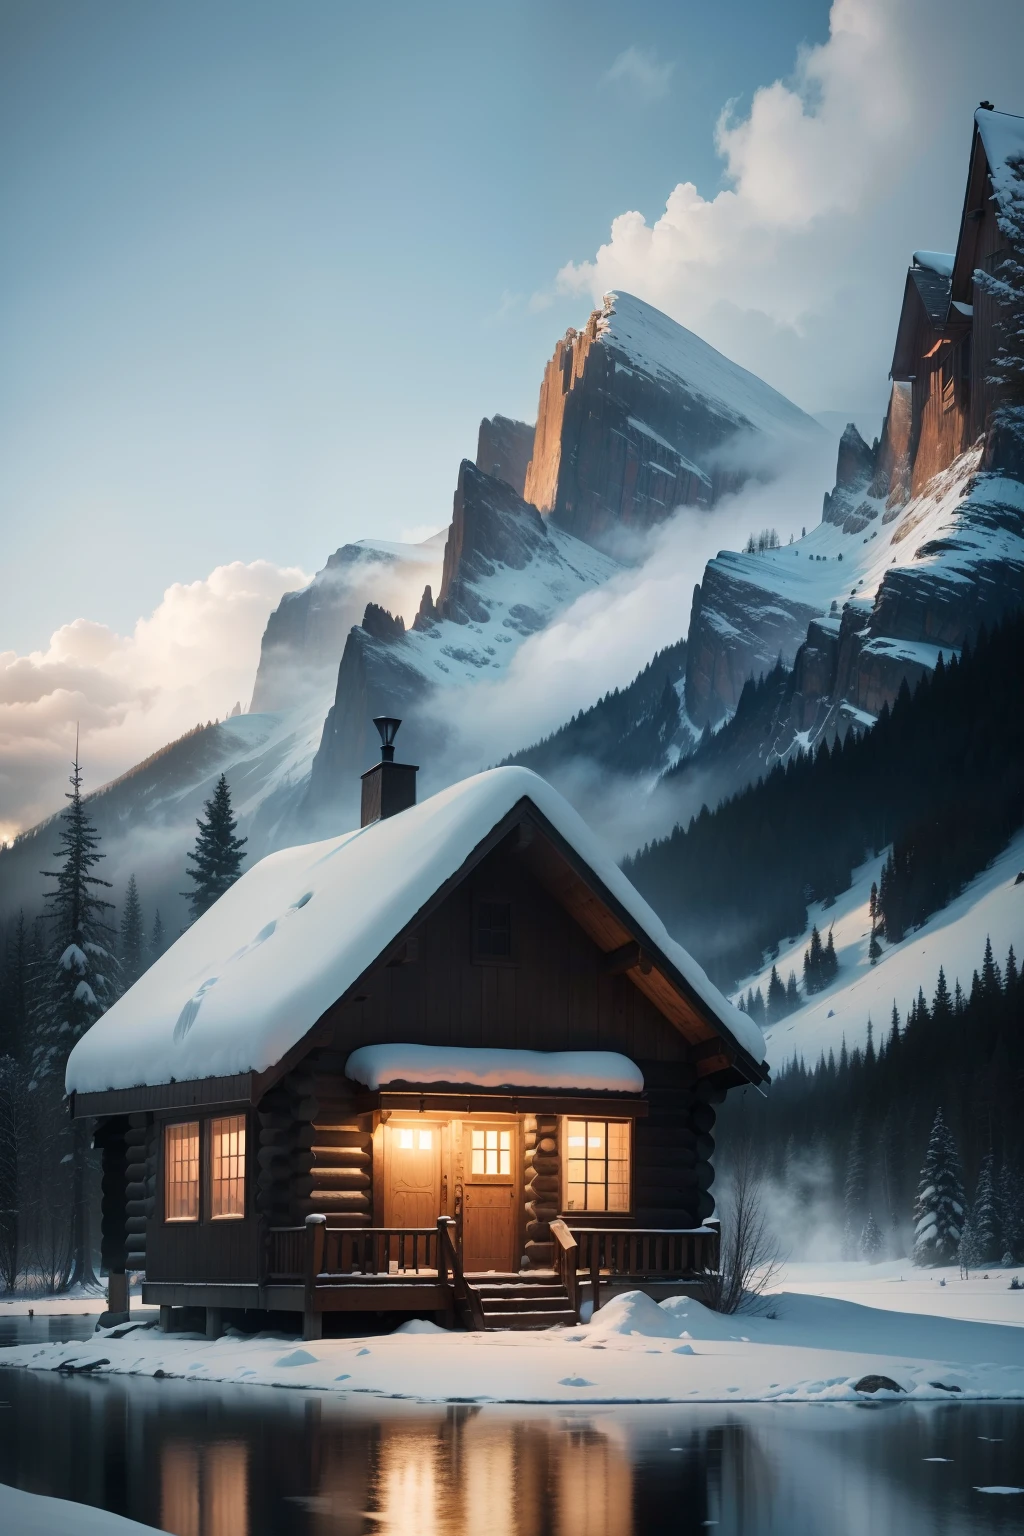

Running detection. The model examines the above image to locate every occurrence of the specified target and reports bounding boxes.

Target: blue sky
[2,0,835,652]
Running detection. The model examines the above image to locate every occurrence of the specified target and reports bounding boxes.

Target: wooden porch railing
[266,1219,442,1284]
[569,1225,719,1313]
[436,1216,486,1330]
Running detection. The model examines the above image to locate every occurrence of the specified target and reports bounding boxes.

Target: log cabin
[890,105,1024,492]
[67,727,767,1337]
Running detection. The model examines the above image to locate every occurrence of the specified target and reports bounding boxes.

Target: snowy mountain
[526,291,824,549]
[305,459,621,824]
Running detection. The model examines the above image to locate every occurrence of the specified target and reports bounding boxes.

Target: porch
[257,1214,720,1337]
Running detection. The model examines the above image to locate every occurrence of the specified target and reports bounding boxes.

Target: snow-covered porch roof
[345,1045,645,1095]
[66,766,766,1112]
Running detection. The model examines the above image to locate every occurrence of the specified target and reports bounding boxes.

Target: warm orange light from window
[565,1119,630,1212]
[210,1115,246,1219]
[164,1122,199,1222]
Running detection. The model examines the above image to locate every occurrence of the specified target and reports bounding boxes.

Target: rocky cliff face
[250,536,444,715]
[523,291,821,549]
[476,415,535,498]
[305,460,620,821]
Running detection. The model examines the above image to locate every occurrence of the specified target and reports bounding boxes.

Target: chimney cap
[373,716,402,762]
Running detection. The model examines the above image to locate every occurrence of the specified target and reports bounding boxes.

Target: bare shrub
[703,1144,784,1314]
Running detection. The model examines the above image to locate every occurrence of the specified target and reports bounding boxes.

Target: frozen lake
[1,1362,1024,1535]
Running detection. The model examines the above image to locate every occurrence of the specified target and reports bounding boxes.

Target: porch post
[303,1214,326,1341]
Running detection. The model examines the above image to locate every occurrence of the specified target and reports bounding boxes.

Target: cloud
[604,45,675,102]
[0,560,307,840]
[560,0,1024,421]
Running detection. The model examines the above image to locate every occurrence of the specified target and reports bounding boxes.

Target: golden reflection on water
[161,1439,248,1536]
[158,1408,634,1536]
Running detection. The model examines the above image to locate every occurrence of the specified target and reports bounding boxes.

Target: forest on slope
[624,611,1024,989]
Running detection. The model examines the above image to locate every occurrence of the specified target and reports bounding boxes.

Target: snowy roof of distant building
[595,292,822,440]
[976,108,1024,207]
[912,251,955,279]
[909,266,952,326]
[66,766,765,1097]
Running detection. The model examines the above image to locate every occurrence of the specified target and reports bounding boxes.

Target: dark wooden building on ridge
[67,736,767,1336]
[890,105,1024,494]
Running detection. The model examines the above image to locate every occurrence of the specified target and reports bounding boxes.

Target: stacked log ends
[258,1073,373,1227]
[124,1114,155,1272]
[523,1112,559,1268]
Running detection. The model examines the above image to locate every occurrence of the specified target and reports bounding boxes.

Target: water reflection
[0,1369,1023,1535]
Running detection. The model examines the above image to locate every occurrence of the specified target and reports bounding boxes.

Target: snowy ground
[771,1261,1024,1329]
[6,1279,1024,1405]
[0,1483,156,1536]
[736,826,1024,1062]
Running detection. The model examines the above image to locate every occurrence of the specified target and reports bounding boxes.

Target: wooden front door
[462,1122,517,1273]
[383,1122,441,1228]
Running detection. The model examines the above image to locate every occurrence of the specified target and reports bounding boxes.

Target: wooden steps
[467,1273,577,1330]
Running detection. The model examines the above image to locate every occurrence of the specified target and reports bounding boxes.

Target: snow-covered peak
[594,291,822,439]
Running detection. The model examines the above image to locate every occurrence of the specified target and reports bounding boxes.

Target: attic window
[474,900,512,962]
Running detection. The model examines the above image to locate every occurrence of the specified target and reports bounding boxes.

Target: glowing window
[399,1129,414,1149]
[164,1122,199,1222]
[418,1130,433,1151]
[471,1127,511,1176]
[210,1115,246,1220]
[397,1128,433,1151]
[565,1119,630,1213]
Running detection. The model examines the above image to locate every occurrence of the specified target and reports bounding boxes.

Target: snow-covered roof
[66,766,765,1096]
[346,1045,644,1094]
[912,251,954,278]
[976,108,1024,208]
[596,292,821,440]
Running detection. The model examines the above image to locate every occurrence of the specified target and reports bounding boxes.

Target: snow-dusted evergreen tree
[912,1108,965,1266]
[958,1209,980,1277]
[998,1164,1024,1264]
[150,909,166,963]
[860,1212,883,1262]
[34,750,117,1289]
[118,874,145,992]
[34,752,117,1082]
[785,971,799,1011]
[972,1151,1000,1264]
[183,774,247,922]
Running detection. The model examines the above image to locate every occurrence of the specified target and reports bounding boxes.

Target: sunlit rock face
[523,291,821,550]
[475,415,535,499]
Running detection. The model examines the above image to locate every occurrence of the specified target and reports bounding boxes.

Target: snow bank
[0,1484,157,1536]
[345,1045,644,1094]
[7,1283,1024,1403]
[67,766,763,1095]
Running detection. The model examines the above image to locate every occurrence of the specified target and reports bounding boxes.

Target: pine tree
[804,926,825,994]
[868,930,882,965]
[932,965,953,1025]
[972,1151,1000,1264]
[766,965,786,1022]
[997,1164,1024,1263]
[980,936,1002,1005]
[0,913,30,1062]
[150,909,166,963]
[844,1117,867,1256]
[823,927,838,981]
[959,1209,980,1278]
[118,875,145,992]
[912,1108,965,1266]
[36,749,118,1290]
[860,1212,883,1262]
[785,971,799,1011]
[183,774,247,922]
